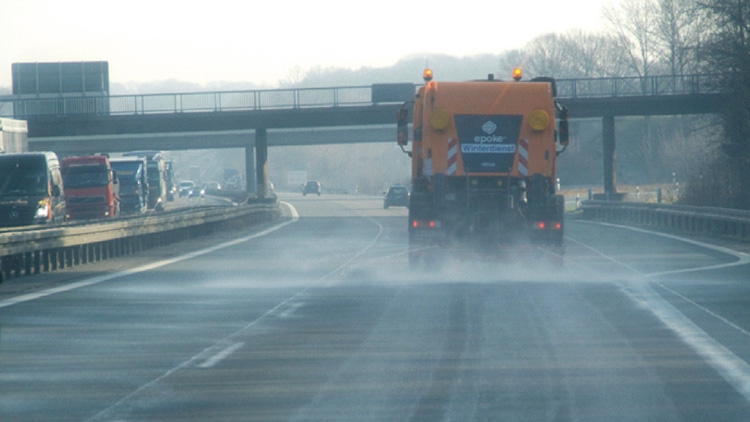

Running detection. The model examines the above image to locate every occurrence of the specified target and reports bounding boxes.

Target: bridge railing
[0,73,725,118]
[556,73,722,98]
[1,86,375,118]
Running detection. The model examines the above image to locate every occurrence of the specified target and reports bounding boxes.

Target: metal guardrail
[0,73,725,119]
[0,200,281,283]
[555,73,721,98]
[581,200,750,242]
[1,86,374,118]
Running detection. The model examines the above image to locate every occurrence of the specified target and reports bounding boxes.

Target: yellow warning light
[423,68,434,82]
[528,109,550,131]
[513,68,523,81]
[429,108,450,130]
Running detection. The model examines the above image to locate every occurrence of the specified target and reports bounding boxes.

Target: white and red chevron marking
[447,137,458,175]
[518,138,529,176]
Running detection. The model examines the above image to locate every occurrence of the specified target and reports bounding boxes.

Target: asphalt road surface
[3,194,750,421]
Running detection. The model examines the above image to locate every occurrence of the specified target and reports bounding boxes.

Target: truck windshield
[110,164,142,187]
[62,166,109,188]
[147,164,160,184]
[0,157,48,196]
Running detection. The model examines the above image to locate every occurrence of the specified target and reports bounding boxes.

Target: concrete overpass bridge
[0,73,728,195]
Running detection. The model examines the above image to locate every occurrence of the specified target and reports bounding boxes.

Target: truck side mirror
[397,108,409,146]
[558,119,569,146]
[111,170,118,184]
[556,104,569,147]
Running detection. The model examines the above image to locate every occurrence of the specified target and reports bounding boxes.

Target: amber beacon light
[423,68,434,82]
[513,68,523,81]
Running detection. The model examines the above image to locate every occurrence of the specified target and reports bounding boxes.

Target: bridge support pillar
[603,115,617,195]
[255,128,269,199]
[245,144,256,195]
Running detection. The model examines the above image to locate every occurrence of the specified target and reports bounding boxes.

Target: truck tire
[528,173,550,210]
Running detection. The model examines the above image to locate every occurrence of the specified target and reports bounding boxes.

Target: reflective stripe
[447,138,458,175]
[518,138,529,176]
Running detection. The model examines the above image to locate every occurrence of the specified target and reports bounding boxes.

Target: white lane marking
[86,201,385,422]
[277,301,304,319]
[320,209,385,287]
[575,220,750,276]
[565,226,750,404]
[0,202,300,309]
[567,222,750,337]
[196,342,245,368]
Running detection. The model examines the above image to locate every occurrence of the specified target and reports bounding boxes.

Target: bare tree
[499,31,630,79]
[564,30,631,77]
[278,65,307,88]
[653,0,707,75]
[603,0,659,77]
[692,0,750,208]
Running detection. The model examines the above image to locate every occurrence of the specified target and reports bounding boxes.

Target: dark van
[0,152,66,227]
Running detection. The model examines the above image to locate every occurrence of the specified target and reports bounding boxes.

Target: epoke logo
[482,120,497,134]
[475,120,505,143]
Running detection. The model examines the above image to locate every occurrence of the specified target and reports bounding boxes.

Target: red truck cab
[61,155,120,220]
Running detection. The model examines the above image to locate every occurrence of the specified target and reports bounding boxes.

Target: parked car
[303,180,321,196]
[384,185,410,209]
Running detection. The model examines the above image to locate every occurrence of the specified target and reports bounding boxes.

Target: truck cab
[109,157,148,215]
[61,155,120,220]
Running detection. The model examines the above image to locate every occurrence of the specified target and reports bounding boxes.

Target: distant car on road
[201,182,221,197]
[303,180,321,196]
[188,183,205,198]
[178,181,194,197]
[384,185,409,209]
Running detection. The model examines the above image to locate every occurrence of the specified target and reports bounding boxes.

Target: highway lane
[2,194,750,421]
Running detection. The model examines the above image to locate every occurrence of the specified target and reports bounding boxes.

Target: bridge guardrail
[556,73,721,98]
[0,73,725,119]
[581,200,750,242]
[0,200,281,283]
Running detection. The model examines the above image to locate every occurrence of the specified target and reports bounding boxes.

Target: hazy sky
[2,0,620,87]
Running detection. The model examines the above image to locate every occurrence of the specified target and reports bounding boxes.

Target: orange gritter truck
[397,69,570,263]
